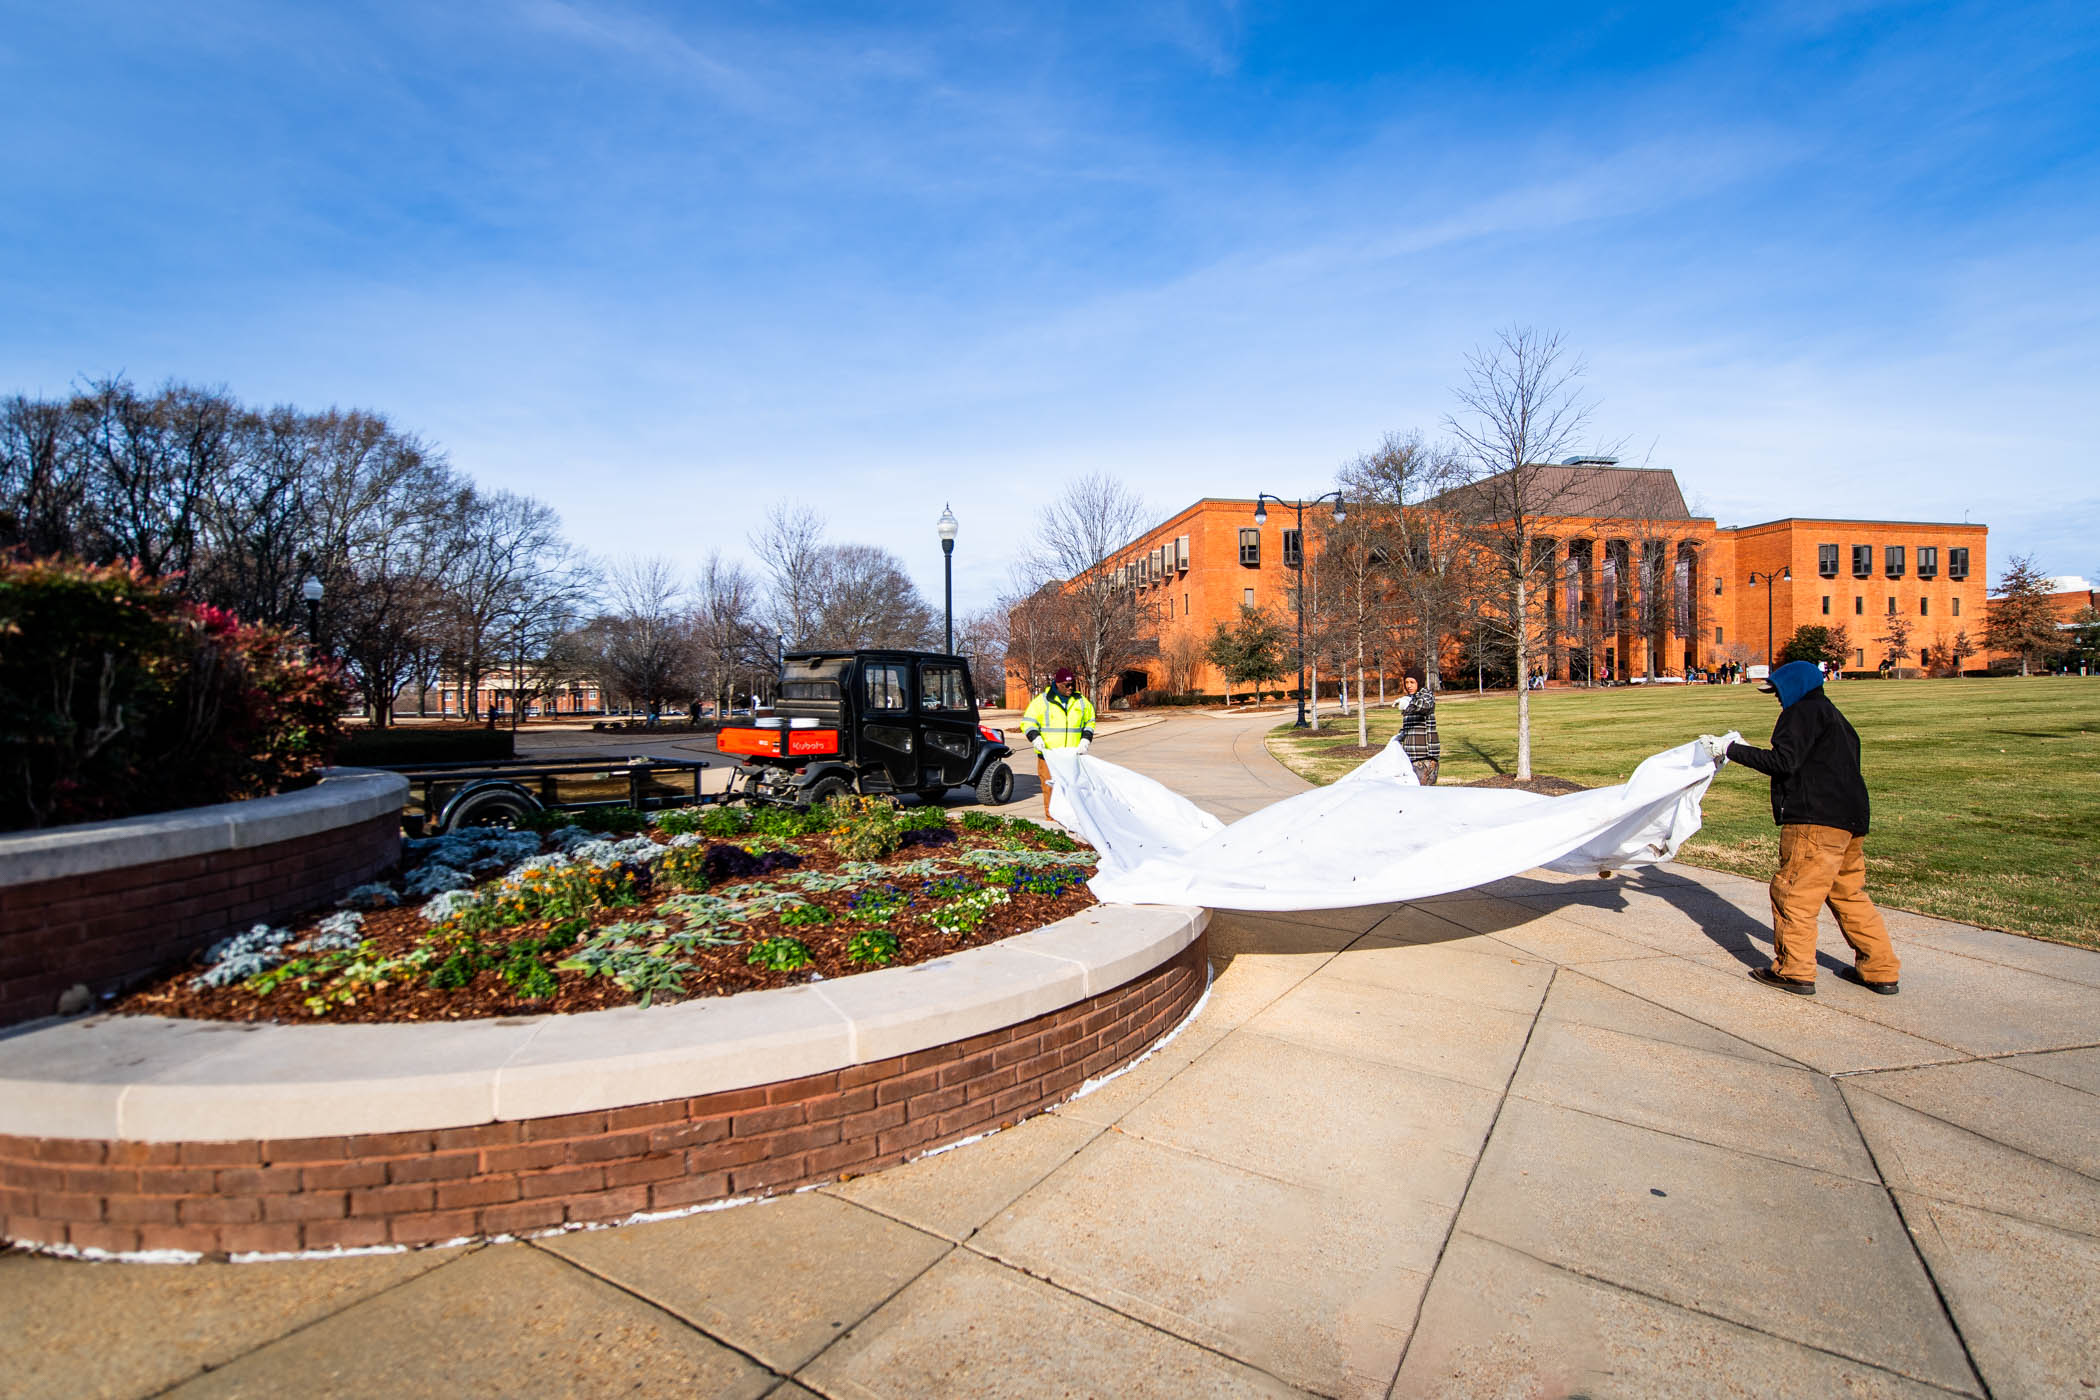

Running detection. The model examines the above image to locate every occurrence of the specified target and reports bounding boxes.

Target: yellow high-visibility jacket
[1022,689,1096,750]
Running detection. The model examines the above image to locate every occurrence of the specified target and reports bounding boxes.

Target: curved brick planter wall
[0,770,406,1027]
[0,931,1207,1257]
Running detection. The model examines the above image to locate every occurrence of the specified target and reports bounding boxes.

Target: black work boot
[1750,966,1816,996]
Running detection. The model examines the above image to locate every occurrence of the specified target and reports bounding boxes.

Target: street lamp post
[1748,566,1791,665]
[301,574,325,654]
[937,504,958,655]
[1253,490,1346,728]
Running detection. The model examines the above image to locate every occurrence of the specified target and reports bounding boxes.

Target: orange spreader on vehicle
[716,726,842,759]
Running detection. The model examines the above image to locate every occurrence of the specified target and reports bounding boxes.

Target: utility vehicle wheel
[442,786,541,832]
[974,761,1015,806]
[800,775,852,809]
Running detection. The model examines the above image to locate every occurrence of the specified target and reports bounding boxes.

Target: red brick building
[1006,467,1992,704]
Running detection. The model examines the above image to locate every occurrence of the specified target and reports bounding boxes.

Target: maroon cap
[1053,667,1076,687]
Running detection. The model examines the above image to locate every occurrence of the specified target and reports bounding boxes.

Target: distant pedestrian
[1021,668,1096,819]
[1398,676,1439,785]
[1698,660,1900,996]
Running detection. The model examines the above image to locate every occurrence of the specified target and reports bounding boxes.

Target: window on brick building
[1917,546,1938,579]
[1952,597,1961,616]
[1282,529,1303,569]
[1243,587,1254,607]
[1887,597,1896,614]
[1852,545,1872,578]
[1818,544,1839,577]
[1948,547,1969,580]
[1855,597,1863,615]
[1822,596,1831,615]
[1921,598,1929,616]
[1183,593,1189,617]
[1714,625,1724,645]
[1238,528,1260,567]
[1885,545,1905,578]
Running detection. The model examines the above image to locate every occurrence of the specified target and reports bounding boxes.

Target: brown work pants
[1037,755,1054,819]
[1769,824,1899,983]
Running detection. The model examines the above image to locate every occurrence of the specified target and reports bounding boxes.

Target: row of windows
[1237,528,1305,569]
[857,662,974,714]
[1820,595,1961,618]
[1816,544,1969,581]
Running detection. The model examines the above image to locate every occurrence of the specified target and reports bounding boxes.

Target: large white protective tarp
[1046,732,1735,911]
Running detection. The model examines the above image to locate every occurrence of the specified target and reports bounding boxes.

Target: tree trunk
[1515,575,1532,780]
[1357,638,1369,747]
[1309,660,1320,730]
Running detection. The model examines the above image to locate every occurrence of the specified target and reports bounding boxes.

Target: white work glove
[1030,739,1047,757]
[1077,738,1091,754]
[1696,734,1730,765]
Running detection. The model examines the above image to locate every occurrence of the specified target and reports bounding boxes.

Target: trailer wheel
[974,761,1014,807]
[442,786,542,832]
[800,775,852,810]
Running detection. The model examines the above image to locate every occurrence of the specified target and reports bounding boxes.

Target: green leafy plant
[846,929,900,966]
[699,805,752,838]
[778,902,832,928]
[896,806,949,833]
[651,807,710,837]
[750,804,826,838]
[959,810,1004,834]
[746,935,813,971]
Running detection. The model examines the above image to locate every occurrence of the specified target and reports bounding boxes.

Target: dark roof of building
[1435,465,1695,523]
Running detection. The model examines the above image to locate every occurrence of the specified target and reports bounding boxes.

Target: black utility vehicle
[719,650,1015,808]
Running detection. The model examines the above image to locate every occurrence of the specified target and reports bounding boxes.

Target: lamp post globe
[937,504,958,655]
[301,575,324,652]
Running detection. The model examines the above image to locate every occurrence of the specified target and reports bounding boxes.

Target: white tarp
[1046,732,1736,911]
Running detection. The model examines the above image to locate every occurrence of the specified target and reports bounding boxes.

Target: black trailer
[382,755,715,836]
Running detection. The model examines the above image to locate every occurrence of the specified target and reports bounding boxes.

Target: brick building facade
[1005,468,1992,704]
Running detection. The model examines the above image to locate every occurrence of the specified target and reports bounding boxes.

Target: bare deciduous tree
[750,502,829,649]
[810,543,937,650]
[591,555,701,721]
[1443,328,1618,779]
[1338,432,1477,697]
[957,604,1011,703]
[1027,473,1156,707]
[693,551,766,718]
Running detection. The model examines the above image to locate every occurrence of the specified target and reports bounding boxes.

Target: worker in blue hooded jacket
[1698,660,1901,997]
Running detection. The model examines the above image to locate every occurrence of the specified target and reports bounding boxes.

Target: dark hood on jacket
[1769,660,1825,708]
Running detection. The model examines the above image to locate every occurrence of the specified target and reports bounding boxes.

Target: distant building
[425,670,604,720]
[1006,467,1992,703]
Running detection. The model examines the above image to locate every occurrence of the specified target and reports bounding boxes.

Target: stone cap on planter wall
[0,768,407,887]
[0,903,1206,1143]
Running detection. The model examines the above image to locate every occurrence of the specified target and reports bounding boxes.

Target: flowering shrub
[0,555,345,830]
[827,795,902,860]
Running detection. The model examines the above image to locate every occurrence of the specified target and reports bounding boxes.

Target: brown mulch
[113,828,1097,1025]
[1465,774,1590,796]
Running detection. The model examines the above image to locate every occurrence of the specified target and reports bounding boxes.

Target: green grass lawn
[1267,677,2100,948]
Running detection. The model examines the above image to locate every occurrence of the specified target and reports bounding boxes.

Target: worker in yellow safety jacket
[1021,668,1096,818]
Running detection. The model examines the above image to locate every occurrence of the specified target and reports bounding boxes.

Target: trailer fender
[436,780,544,832]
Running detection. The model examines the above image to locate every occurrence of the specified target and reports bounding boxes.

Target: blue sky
[4,1,2096,612]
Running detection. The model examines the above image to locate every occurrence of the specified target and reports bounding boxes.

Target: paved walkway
[9,712,2099,1398]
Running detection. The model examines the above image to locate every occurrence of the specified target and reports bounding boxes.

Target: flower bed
[113,801,1099,1024]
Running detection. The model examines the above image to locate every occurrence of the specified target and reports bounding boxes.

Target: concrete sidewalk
[8,712,2097,1398]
